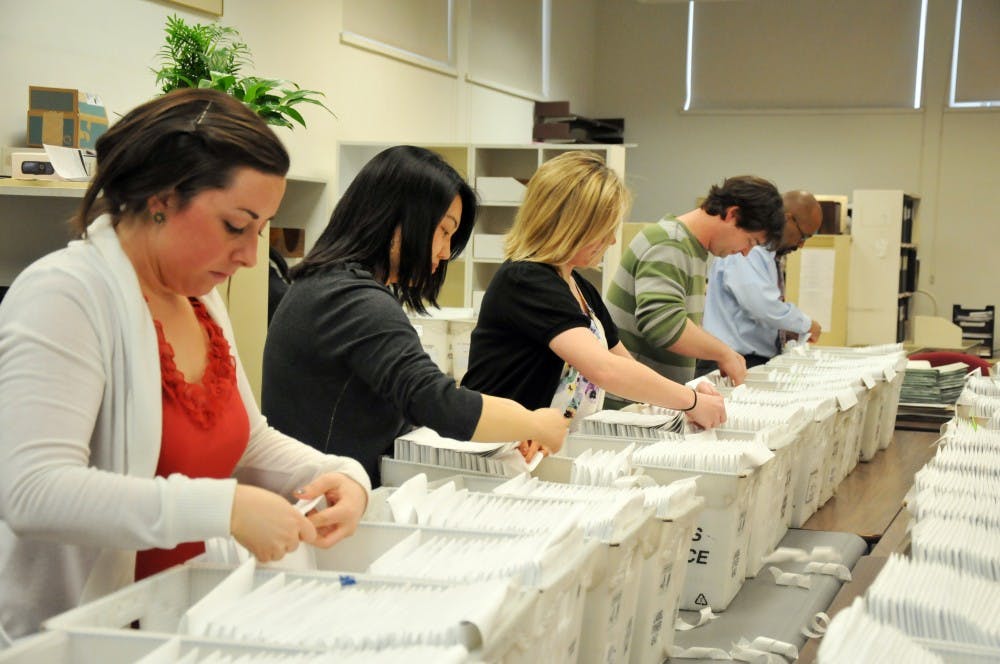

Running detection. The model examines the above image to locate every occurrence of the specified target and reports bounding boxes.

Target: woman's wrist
[679,386,698,412]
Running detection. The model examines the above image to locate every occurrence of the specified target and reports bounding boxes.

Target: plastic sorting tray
[743,371,868,508]
[638,464,755,613]
[627,489,703,664]
[432,469,707,664]
[769,356,888,464]
[790,416,835,527]
[363,472,654,664]
[0,629,320,664]
[857,379,887,462]
[878,366,906,450]
[310,521,599,664]
[725,382,840,528]
[822,384,870,503]
[712,428,795,578]
[549,435,759,612]
[42,563,536,663]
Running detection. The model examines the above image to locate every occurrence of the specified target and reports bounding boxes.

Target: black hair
[292,145,476,314]
[74,88,289,235]
[701,175,785,248]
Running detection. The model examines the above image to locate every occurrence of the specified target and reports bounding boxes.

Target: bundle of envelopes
[900,360,968,404]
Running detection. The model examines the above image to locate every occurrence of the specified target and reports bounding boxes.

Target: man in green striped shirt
[606,175,785,386]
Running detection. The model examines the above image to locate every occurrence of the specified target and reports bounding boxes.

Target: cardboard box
[27,86,108,149]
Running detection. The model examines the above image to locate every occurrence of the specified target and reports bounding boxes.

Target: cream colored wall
[0,0,601,393]
[593,0,1000,334]
[3,0,996,349]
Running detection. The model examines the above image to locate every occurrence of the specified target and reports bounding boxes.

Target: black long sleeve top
[262,264,482,486]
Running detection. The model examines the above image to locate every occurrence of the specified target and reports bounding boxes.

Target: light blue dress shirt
[703,245,812,358]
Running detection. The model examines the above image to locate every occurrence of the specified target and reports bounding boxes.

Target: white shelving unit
[337,141,628,310]
[848,189,920,345]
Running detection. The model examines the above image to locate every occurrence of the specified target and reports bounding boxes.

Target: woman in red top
[0,89,370,639]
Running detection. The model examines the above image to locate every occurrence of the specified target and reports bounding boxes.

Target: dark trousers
[695,353,771,378]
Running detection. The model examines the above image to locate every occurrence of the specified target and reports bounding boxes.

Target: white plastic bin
[550,435,758,610]
[363,476,653,664]
[0,630,316,664]
[712,428,793,578]
[312,522,598,664]
[639,465,756,611]
[424,469,706,664]
[43,563,536,663]
[627,494,704,664]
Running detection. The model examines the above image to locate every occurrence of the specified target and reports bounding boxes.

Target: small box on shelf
[26,86,108,149]
[475,176,526,203]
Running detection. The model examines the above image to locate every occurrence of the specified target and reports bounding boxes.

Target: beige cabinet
[848,190,920,345]
[784,234,852,347]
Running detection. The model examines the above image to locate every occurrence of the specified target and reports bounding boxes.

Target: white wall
[2,0,997,340]
[592,0,1000,327]
[0,0,599,261]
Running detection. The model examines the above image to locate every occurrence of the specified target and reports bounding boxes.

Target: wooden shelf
[0,174,324,198]
[0,179,88,198]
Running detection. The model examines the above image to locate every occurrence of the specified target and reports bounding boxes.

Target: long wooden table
[796,428,939,663]
[800,428,938,541]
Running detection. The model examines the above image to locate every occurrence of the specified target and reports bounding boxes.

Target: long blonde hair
[505,151,631,264]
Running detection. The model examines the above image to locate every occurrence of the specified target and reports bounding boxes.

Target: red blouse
[135,299,249,581]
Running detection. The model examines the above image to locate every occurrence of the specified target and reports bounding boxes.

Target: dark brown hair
[73,88,289,236]
[701,175,785,248]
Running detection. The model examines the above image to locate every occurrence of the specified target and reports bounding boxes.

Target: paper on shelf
[42,144,95,181]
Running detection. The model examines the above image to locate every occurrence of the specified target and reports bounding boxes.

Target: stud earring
[152,211,166,224]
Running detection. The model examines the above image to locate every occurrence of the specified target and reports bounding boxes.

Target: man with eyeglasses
[698,190,823,373]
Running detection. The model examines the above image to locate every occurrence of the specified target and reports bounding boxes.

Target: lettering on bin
[731,549,742,578]
[689,549,710,565]
[609,591,622,626]
[650,610,663,646]
[660,569,672,590]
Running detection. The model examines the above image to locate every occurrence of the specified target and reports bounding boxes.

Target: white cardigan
[0,215,370,640]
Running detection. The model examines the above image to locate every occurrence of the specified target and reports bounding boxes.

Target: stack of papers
[866,555,1000,649]
[179,560,514,653]
[393,427,538,476]
[631,438,774,473]
[817,597,944,664]
[581,409,685,438]
[138,642,469,664]
[900,361,968,404]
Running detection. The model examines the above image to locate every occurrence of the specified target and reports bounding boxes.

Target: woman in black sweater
[462,151,726,430]
[262,146,568,486]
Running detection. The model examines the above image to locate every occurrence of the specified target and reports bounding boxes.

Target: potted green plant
[153,14,332,129]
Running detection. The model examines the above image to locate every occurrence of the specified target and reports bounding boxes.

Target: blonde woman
[462,152,726,430]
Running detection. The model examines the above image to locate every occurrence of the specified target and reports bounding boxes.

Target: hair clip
[194,101,213,127]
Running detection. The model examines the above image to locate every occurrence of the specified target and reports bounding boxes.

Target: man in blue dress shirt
[698,191,823,373]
